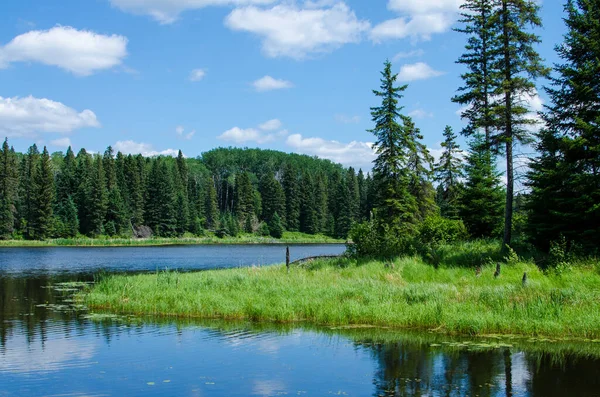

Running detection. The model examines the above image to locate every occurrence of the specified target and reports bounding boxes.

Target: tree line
[0,144,375,240]
[352,0,598,258]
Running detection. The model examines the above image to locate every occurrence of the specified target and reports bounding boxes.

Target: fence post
[286,246,290,273]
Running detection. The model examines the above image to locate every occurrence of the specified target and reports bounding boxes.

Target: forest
[1,0,599,260]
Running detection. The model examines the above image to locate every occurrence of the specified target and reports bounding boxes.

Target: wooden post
[286,246,290,273]
[522,272,527,286]
[494,263,501,278]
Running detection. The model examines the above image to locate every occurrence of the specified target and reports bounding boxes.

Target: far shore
[0,232,345,248]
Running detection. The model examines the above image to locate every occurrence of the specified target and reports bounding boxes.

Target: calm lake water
[1,244,599,396]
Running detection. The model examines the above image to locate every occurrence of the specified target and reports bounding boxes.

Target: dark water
[1,245,599,396]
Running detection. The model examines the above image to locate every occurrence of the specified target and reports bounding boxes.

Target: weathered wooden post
[522,272,527,286]
[494,263,501,278]
[286,246,290,273]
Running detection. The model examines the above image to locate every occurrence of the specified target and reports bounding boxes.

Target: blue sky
[0,0,565,170]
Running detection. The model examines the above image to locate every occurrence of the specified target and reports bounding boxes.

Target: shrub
[419,215,468,245]
[268,213,284,239]
[257,222,270,237]
[348,219,415,259]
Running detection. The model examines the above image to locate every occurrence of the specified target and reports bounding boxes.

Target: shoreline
[80,243,600,340]
[0,233,345,248]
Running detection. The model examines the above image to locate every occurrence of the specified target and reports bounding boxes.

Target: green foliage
[348,217,415,259]
[257,222,270,237]
[419,215,469,245]
[434,126,463,219]
[30,147,55,240]
[0,139,18,238]
[268,212,284,239]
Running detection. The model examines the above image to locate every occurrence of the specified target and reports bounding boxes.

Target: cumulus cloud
[218,126,288,144]
[335,114,360,124]
[397,62,444,81]
[0,95,100,137]
[49,137,72,148]
[0,26,128,76]
[286,133,376,168]
[109,0,277,24]
[371,0,462,42]
[252,76,293,92]
[225,2,370,59]
[114,140,180,157]
[259,118,282,131]
[189,68,206,81]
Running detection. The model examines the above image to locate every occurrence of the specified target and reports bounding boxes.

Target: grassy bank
[81,241,600,338]
[0,232,343,247]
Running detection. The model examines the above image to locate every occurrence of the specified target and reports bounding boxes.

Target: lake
[1,244,599,396]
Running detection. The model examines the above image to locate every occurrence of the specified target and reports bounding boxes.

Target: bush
[257,222,270,237]
[348,219,415,259]
[419,215,468,245]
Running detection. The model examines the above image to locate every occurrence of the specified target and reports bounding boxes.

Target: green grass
[0,231,343,247]
[81,240,600,339]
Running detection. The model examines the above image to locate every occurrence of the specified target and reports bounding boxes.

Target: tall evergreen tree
[369,60,417,230]
[124,154,144,227]
[0,139,19,238]
[453,0,498,145]
[204,176,219,229]
[335,175,353,239]
[460,134,505,237]
[145,159,176,236]
[20,144,40,238]
[30,147,55,239]
[347,167,360,223]
[491,0,549,248]
[406,118,437,221]
[75,149,92,234]
[260,171,285,225]
[282,163,300,231]
[87,155,107,236]
[357,169,369,222]
[434,126,464,219]
[234,171,255,229]
[103,147,126,235]
[299,172,317,234]
[526,0,600,252]
[314,171,328,233]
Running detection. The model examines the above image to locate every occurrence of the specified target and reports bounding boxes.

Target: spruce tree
[314,171,328,233]
[234,171,254,227]
[369,60,417,230]
[124,154,144,227]
[260,171,285,225]
[0,139,19,239]
[282,163,300,231]
[269,212,284,239]
[491,0,549,248]
[299,172,317,234]
[56,197,79,238]
[434,126,464,219]
[453,0,498,145]
[460,134,505,237]
[103,147,126,235]
[87,155,107,236]
[75,149,92,234]
[335,175,353,239]
[406,118,437,221]
[30,147,55,239]
[357,169,368,222]
[174,150,190,233]
[204,176,219,229]
[347,167,360,223]
[145,159,176,236]
[526,0,600,252]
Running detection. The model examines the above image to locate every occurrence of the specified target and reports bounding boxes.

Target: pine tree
[30,147,55,239]
[453,0,498,145]
[369,60,417,230]
[204,176,219,229]
[406,118,437,221]
[103,147,126,235]
[357,169,369,222]
[174,150,190,234]
[299,172,317,234]
[145,159,176,236]
[460,134,505,237]
[526,0,600,252]
[335,175,353,239]
[269,212,284,239]
[347,167,360,223]
[75,149,92,234]
[434,126,464,219]
[56,196,79,238]
[314,172,328,233]
[491,0,549,248]
[87,155,107,236]
[234,171,254,227]
[282,163,300,231]
[0,139,19,239]
[124,154,144,227]
[260,171,285,225]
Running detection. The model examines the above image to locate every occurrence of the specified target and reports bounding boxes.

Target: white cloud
[49,137,72,148]
[225,2,370,59]
[252,76,293,92]
[218,126,287,144]
[371,0,462,42]
[176,125,185,135]
[109,0,277,24]
[259,118,282,131]
[398,62,444,81]
[392,49,424,61]
[286,133,376,168]
[114,140,180,157]
[335,114,360,124]
[0,95,100,137]
[408,108,433,119]
[0,26,128,76]
[189,68,206,81]
[175,125,196,139]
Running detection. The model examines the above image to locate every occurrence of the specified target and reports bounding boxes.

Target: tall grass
[82,241,600,339]
[0,231,343,247]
